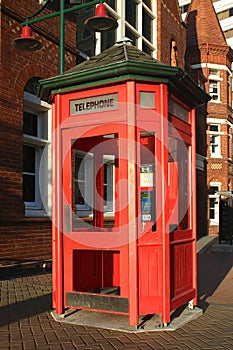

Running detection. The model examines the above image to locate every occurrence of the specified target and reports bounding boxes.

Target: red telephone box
[38,39,210,327]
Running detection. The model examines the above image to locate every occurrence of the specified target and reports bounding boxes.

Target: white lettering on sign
[70,93,118,115]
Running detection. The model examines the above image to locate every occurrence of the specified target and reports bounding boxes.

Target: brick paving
[0,249,233,350]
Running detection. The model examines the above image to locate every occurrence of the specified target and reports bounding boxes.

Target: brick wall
[0,219,52,261]
[157,0,186,69]
[0,0,77,260]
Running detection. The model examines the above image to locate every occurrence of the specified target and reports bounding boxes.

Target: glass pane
[140,132,156,231]
[140,92,155,108]
[75,180,85,205]
[107,0,116,10]
[103,156,115,228]
[210,208,215,219]
[76,5,95,57]
[142,42,152,55]
[104,163,108,202]
[23,146,35,173]
[23,111,38,136]
[126,0,137,28]
[168,137,189,231]
[210,198,216,208]
[74,152,92,207]
[101,30,116,51]
[42,116,48,139]
[75,156,84,205]
[125,27,137,45]
[209,186,219,195]
[23,174,35,202]
[143,0,152,9]
[143,8,152,41]
[72,134,118,231]
[210,124,219,132]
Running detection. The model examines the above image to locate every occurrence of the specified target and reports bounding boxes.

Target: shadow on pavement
[0,265,51,281]
[197,250,233,310]
[0,267,52,327]
[0,293,52,327]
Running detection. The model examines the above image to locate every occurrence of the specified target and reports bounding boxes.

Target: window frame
[23,92,52,217]
[209,182,221,225]
[74,150,94,213]
[74,151,115,216]
[209,123,221,158]
[209,69,221,102]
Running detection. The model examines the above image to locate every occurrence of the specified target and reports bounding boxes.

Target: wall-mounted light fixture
[13,0,118,73]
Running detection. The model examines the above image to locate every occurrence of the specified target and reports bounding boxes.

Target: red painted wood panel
[138,245,163,314]
[170,240,194,309]
[73,250,102,291]
[72,250,120,292]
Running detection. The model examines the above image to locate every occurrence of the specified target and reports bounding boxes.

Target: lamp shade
[85,4,118,32]
[13,26,42,51]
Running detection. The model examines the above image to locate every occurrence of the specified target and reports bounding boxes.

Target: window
[180,4,189,14]
[209,124,221,157]
[74,151,114,216]
[209,69,220,102]
[228,126,231,160]
[74,151,93,211]
[210,124,219,132]
[209,80,219,101]
[23,92,51,217]
[209,183,220,225]
[171,40,178,67]
[77,0,156,57]
[23,145,36,203]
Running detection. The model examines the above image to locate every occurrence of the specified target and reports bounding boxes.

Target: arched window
[171,40,178,67]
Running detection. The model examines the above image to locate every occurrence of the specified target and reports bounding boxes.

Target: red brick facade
[186,0,233,236]
[157,0,186,69]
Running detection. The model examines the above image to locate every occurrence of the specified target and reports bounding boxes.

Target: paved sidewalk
[0,242,233,349]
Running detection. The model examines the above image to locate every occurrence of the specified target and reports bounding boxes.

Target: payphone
[140,134,156,232]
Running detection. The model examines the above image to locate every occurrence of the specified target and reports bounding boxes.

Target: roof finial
[116,37,133,46]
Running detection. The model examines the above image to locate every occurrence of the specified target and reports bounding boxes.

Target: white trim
[24,91,51,110]
[209,182,221,225]
[208,123,222,158]
[220,16,233,31]
[191,63,232,76]
[213,0,233,14]
[179,0,190,5]
[207,118,227,124]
